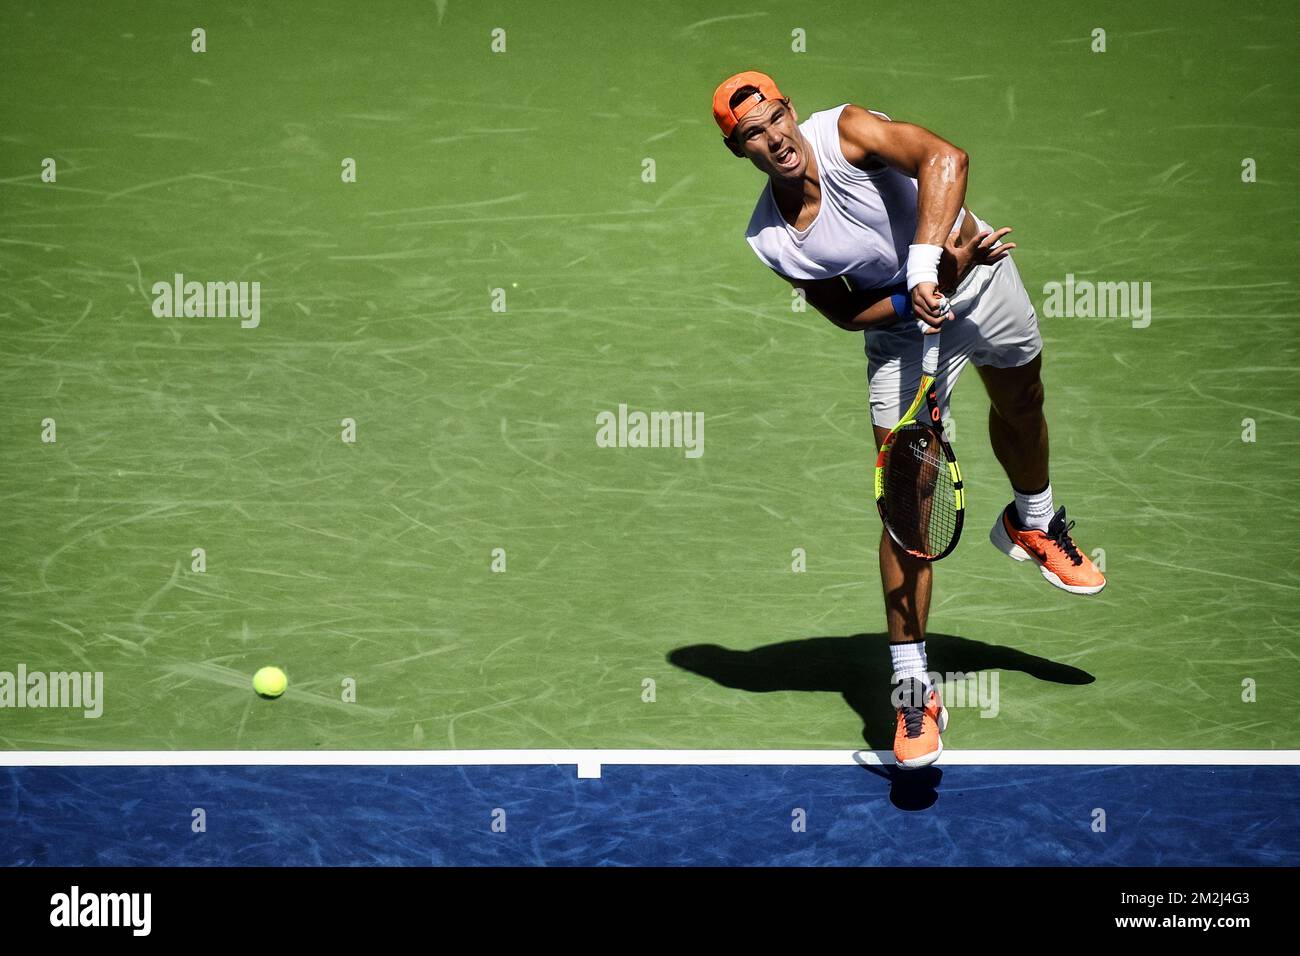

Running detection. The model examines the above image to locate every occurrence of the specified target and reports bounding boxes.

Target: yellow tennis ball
[252,666,287,699]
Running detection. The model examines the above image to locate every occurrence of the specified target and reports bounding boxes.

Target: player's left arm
[837,104,969,325]
[775,227,1015,332]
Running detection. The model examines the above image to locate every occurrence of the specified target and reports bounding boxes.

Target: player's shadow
[667,631,1094,807]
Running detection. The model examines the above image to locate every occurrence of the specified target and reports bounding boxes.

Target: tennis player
[713,71,1106,768]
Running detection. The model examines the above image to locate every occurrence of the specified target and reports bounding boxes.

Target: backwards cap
[712,70,786,138]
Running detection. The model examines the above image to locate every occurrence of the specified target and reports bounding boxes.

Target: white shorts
[865,253,1042,429]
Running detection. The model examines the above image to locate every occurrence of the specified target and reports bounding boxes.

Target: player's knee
[996,379,1044,422]
[1021,379,1045,414]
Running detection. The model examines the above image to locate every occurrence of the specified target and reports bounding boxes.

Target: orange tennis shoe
[990,503,1106,595]
[893,677,948,769]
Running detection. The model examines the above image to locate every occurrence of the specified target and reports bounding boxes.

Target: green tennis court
[2,0,1297,763]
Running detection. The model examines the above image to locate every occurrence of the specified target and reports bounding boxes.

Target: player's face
[732,100,805,180]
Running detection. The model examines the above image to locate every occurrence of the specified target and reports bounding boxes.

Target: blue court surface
[4,763,1296,866]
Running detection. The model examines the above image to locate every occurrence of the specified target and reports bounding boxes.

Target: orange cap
[712,70,786,138]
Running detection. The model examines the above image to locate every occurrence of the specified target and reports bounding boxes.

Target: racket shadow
[667,632,1094,755]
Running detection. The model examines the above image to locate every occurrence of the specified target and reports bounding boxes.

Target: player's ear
[723,135,744,158]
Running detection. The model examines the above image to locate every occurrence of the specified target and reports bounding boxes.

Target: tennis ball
[252,666,287,699]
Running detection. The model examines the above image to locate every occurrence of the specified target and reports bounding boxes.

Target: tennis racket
[873,327,965,561]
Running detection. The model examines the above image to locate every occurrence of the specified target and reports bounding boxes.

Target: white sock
[1014,482,1054,532]
[890,641,930,689]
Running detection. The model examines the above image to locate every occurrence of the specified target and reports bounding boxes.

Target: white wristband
[906,243,943,291]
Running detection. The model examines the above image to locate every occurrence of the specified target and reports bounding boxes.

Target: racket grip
[921,333,940,376]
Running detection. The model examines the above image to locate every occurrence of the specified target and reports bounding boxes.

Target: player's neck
[770,142,820,224]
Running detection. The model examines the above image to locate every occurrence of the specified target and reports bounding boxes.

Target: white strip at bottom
[2,749,1298,779]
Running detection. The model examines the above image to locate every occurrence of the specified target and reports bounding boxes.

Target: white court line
[2,750,1298,779]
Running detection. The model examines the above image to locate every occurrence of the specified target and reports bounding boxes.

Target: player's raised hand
[968,227,1016,266]
[942,227,1017,287]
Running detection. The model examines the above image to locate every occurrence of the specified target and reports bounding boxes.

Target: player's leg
[867,338,950,768]
[874,423,933,647]
[875,424,946,767]
[968,257,1105,594]
[977,355,1048,494]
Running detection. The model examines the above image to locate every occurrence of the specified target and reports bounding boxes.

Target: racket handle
[921,332,941,376]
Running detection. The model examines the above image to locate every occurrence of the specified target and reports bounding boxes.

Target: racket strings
[882,424,959,558]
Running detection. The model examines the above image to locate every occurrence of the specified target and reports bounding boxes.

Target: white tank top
[745,104,968,291]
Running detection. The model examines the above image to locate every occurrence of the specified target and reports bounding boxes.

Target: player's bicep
[838,104,964,178]
[773,271,856,325]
